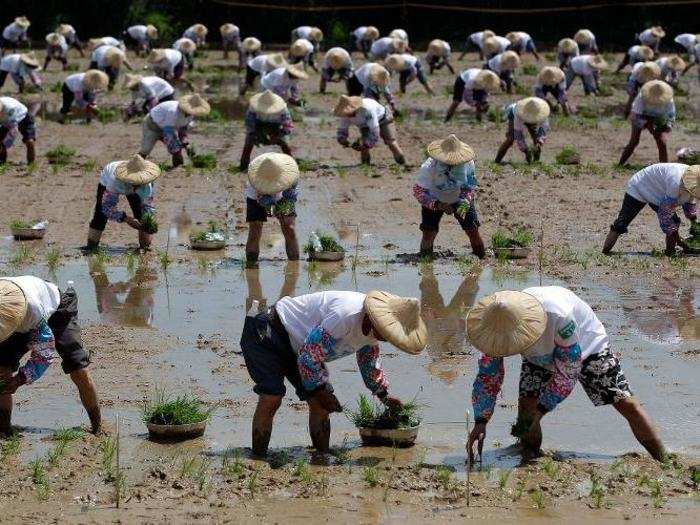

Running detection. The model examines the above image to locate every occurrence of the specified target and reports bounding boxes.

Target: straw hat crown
[392,38,408,53]
[587,54,608,70]
[474,69,501,92]
[249,90,287,116]
[635,61,661,83]
[681,165,700,199]
[14,16,30,28]
[650,26,665,38]
[364,26,379,40]
[333,95,363,117]
[309,27,323,42]
[365,291,427,355]
[220,23,237,36]
[466,291,547,357]
[558,38,578,54]
[389,29,408,41]
[266,53,287,70]
[326,47,350,69]
[637,45,654,61]
[500,51,521,70]
[242,37,261,51]
[0,280,27,343]
[147,48,167,63]
[123,73,142,90]
[426,134,475,165]
[666,55,686,71]
[178,38,197,53]
[515,97,550,124]
[285,63,309,79]
[179,93,211,117]
[482,29,496,39]
[483,37,500,55]
[505,31,521,44]
[385,54,405,72]
[368,63,390,86]
[192,24,208,36]
[641,80,673,106]
[84,69,109,90]
[57,24,73,35]
[115,154,162,186]
[46,32,62,45]
[104,47,125,66]
[290,39,310,57]
[574,29,593,44]
[19,52,40,68]
[538,66,565,86]
[248,152,299,195]
[428,39,447,56]
[146,25,158,39]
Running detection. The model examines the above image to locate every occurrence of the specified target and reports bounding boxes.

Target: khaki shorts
[379,116,397,143]
[139,115,163,157]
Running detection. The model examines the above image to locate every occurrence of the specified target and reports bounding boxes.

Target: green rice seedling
[53,427,84,443]
[486,107,504,123]
[83,158,98,174]
[125,250,138,275]
[303,232,345,255]
[158,162,170,173]
[650,479,663,508]
[9,219,32,230]
[513,477,526,500]
[330,435,351,465]
[522,64,538,76]
[590,471,605,508]
[179,454,199,478]
[50,81,63,93]
[349,395,421,429]
[194,458,210,491]
[596,84,613,97]
[10,244,33,267]
[157,250,172,271]
[96,107,119,124]
[35,480,51,501]
[191,153,218,170]
[541,457,559,479]
[46,248,61,273]
[268,450,290,470]
[201,107,224,122]
[227,164,242,175]
[637,472,650,487]
[247,468,259,497]
[221,449,245,478]
[455,256,475,275]
[99,436,117,479]
[25,162,37,175]
[498,469,511,490]
[46,144,77,165]
[335,166,348,179]
[140,213,159,234]
[296,158,320,172]
[89,248,111,272]
[436,466,453,491]
[293,458,314,484]
[144,391,215,426]
[555,145,581,165]
[271,199,294,216]
[690,467,700,488]
[1,433,21,460]
[530,487,546,508]
[363,465,380,487]
[47,443,66,467]
[30,459,46,485]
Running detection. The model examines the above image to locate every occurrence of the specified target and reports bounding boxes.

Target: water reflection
[629,285,698,343]
[90,261,157,327]
[170,205,193,242]
[245,261,300,313]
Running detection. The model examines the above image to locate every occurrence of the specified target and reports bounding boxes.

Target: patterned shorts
[519,348,632,406]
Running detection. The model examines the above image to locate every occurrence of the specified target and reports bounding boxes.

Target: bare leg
[618,126,642,166]
[307,396,331,453]
[653,130,669,163]
[69,369,101,433]
[386,140,406,165]
[602,230,621,254]
[420,229,438,256]
[251,394,283,457]
[516,396,543,458]
[171,150,184,168]
[495,138,514,164]
[319,77,327,94]
[246,221,263,263]
[444,100,460,122]
[0,367,13,435]
[278,216,299,260]
[239,135,255,170]
[466,228,485,258]
[614,397,666,461]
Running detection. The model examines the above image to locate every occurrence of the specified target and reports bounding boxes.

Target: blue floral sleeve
[472,354,505,423]
[19,320,57,384]
[356,344,388,395]
[298,326,336,391]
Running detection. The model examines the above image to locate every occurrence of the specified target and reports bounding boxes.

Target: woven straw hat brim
[428,40,446,55]
[179,39,197,53]
[57,24,72,35]
[115,156,162,185]
[15,17,30,28]
[426,135,475,165]
[386,54,405,71]
[364,291,427,355]
[667,56,686,71]
[104,48,124,66]
[290,40,309,57]
[20,53,40,68]
[193,24,208,36]
[681,165,700,199]
[574,29,593,44]
[0,280,28,344]
[466,290,547,358]
[147,49,167,63]
[650,27,665,38]
[248,152,299,195]
[243,38,261,51]
[249,90,287,115]
[636,62,661,83]
[179,95,211,116]
[220,24,236,36]
[365,27,379,40]
[587,56,608,70]
[286,64,309,80]
[333,95,363,117]
[368,64,390,87]
[146,25,158,39]
[641,80,673,106]
[558,38,578,53]
[474,70,501,92]
[515,97,550,124]
[84,70,109,90]
[501,52,521,70]
[483,38,499,55]
[46,33,61,45]
[123,73,141,90]
[309,28,323,42]
[638,46,654,60]
[538,67,565,86]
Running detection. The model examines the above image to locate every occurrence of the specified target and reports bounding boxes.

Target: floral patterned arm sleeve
[356,344,389,396]
[280,109,294,135]
[28,70,42,87]
[472,354,505,423]
[298,326,336,391]
[681,201,697,221]
[18,320,57,384]
[1,123,18,148]
[537,343,582,413]
[657,197,680,234]
[413,184,439,210]
[289,83,301,103]
[101,189,127,222]
[536,120,549,145]
[336,119,350,144]
[73,89,88,109]
[514,128,529,152]
[162,126,183,154]
[281,183,298,203]
[457,187,476,209]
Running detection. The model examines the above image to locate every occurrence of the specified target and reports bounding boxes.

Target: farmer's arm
[383,88,398,112]
[412,184,439,210]
[681,201,697,221]
[472,354,505,423]
[244,110,257,134]
[279,109,294,135]
[336,118,351,146]
[101,189,128,222]
[161,125,184,153]
[18,320,58,385]
[536,317,582,415]
[289,82,301,105]
[657,197,680,235]
[280,183,298,203]
[361,111,380,149]
[297,325,337,391]
[356,344,388,396]
[1,122,18,148]
[139,185,155,215]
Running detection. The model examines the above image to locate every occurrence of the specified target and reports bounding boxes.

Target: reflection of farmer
[245,261,300,314]
[90,265,156,327]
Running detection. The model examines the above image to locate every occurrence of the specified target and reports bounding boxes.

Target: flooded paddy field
[0,47,698,522]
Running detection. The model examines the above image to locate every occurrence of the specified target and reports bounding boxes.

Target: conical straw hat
[538,66,565,86]
[179,93,211,116]
[192,24,208,37]
[389,29,408,41]
[266,53,287,69]
[637,45,654,61]
[147,48,167,63]
[285,63,309,79]
[146,25,158,39]
[515,97,550,124]
[426,134,475,165]
[466,290,546,357]
[385,53,405,72]
[309,27,323,42]
[178,38,197,54]
[650,26,665,38]
[123,73,142,90]
[14,16,30,29]
[368,63,390,86]
[365,291,427,355]
[474,69,501,92]
[104,47,125,67]
[220,23,237,36]
[500,51,521,70]
[635,61,661,83]
[505,31,521,44]
[574,29,593,44]
[19,52,40,68]
[84,69,109,90]
[666,55,686,71]
[326,47,350,69]
[115,154,162,185]
[558,38,578,54]
[392,38,408,53]
[57,24,73,36]
[46,32,62,46]
[640,79,673,106]
[587,54,608,70]
[681,165,700,199]
[364,26,379,40]
[333,95,363,117]
[483,37,500,56]
[290,39,310,57]
[482,29,495,39]
[249,89,287,116]
[242,37,261,52]
[248,152,299,194]
[0,280,27,343]
[428,39,447,56]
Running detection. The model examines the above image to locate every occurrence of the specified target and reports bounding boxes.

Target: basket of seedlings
[144,390,216,441]
[686,221,700,255]
[10,219,47,240]
[190,221,226,250]
[491,227,534,259]
[140,213,159,235]
[303,231,346,262]
[349,394,421,448]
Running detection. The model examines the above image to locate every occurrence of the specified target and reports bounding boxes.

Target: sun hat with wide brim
[326,47,351,69]
[637,45,654,61]
[500,50,521,70]
[123,73,142,90]
[635,61,661,83]
[290,39,310,57]
[333,94,363,117]
[265,53,287,70]
[249,89,287,115]
[147,48,167,63]
[57,24,73,36]
[515,97,550,124]
[104,47,125,67]
[538,66,566,86]
[192,24,208,37]
[177,38,197,54]
[179,93,211,117]
[220,23,238,36]
[46,32,62,45]
[364,26,380,40]
[681,165,700,199]
[483,37,501,56]
[365,291,427,355]
[474,69,501,92]
[482,29,496,39]
[84,69,110,91]
[650,26,666,38]
[466,290,546,357]
[558,38,578,54]
[392,38,408,53]
[385,53,405,72]
[115,154,162,186]
[146,25,158,39]
[505,31,523,44]
[389,29,408,41]
[0,280,27,344]
[427,39,447,56]
[574,29,594,44]
[666,55,686,71]
[368,63,390,87]
[285,63,309,79]
[586,54,608,70]
[641,79,673,106]
[14,16,30,29]
[426,134,475,165]
[242,37,261,52]
[248,152,299,194]
[19,52,40,68]
[309,27,324,42]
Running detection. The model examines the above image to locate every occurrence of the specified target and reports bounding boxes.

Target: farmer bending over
[89,45,132,89]
[244,152,300,263]
[574,29,598,55]
[0,96,36,164]
[291,26,323,53]
[466,287,667,463]
[56,24,84,56]
[495,97,550,165]
[0,17,30,55]
[425,40,454,75]
[0,276,101,435]
[460,30,495,61]
[534,66,570,116]
[444,68,500,122]
[240,90,293,171]
[616,44,654,73]
[220,23,241,62]
[506,31,540,61]
[484,50,520,93]
[351,26,379,58]
[86,155,162,252]
[556,38,579,69]
[44,32,69,70]
[240,289,426,456]
[123,24,158,56]
[623,61,661,118]
[566,54,607,95]
[182,24,207,47]
[319,47,353,94]
[385,53,434,95]
[123,74,175,119]
[261,64,309,106]
[346,63,398,114]
[288,38,317,72]
[413,134,485,259]
[147,48,186,82]
[172,38,197,70]
[59,69,109,124]
[0,52,41,93]
[602,162,698,256]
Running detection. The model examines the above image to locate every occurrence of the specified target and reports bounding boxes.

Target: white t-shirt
[293,38,314,57]
[459,68,481,89]
[337,97,386,134]
[570,55,594,75]
[626,163,688,205]
[629,61,651,82]
[469,31,486,46]
[137,76,174,101]
[415,157,476,204]
[94,36,122,49]
[91,45,123,68]
[127,25,149,42]
[0,96,27,124]
[0,276,61,333]
[353,27,370,41]
[2,23,27,42]
[391,29,408,42]
[64,72,85,93]
[628,45,650,61]
[487,53,514,73]
[370,37,394,57]
[248,54,272,73]
[0,54,22,73]
[261,67,293,92]
[276,291,377,356]
[674,33,696,51]
[149,100,192,129]
[491,36,511,53]
[155,49,183,76]
[393,53,418,71]
[353,62,378,87]
[520,286,609,369]
[183,25,206,43]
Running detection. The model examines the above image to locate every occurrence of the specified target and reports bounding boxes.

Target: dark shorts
[245,65,260,86]
[610,192,678,234]
[89,183,144,231]
[420,202,480,232]
[346,74,363,96]
[519,348,632,407]
[452,76,465,101]
[0,113,35,144]
[240,312,307,399]
[246,197,296,222]
[0,288,89,375]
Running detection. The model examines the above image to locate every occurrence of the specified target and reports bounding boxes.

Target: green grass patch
[491,227,534,249]
[555,145,581,165]
[96,107,119,124]
[143,390,216,426]
[46,144,77,165]
[191,152,218,170]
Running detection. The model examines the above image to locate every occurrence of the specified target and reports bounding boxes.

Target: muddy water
[8,257,698,474]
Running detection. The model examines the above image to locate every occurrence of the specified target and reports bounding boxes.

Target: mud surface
[0,46,698,523]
